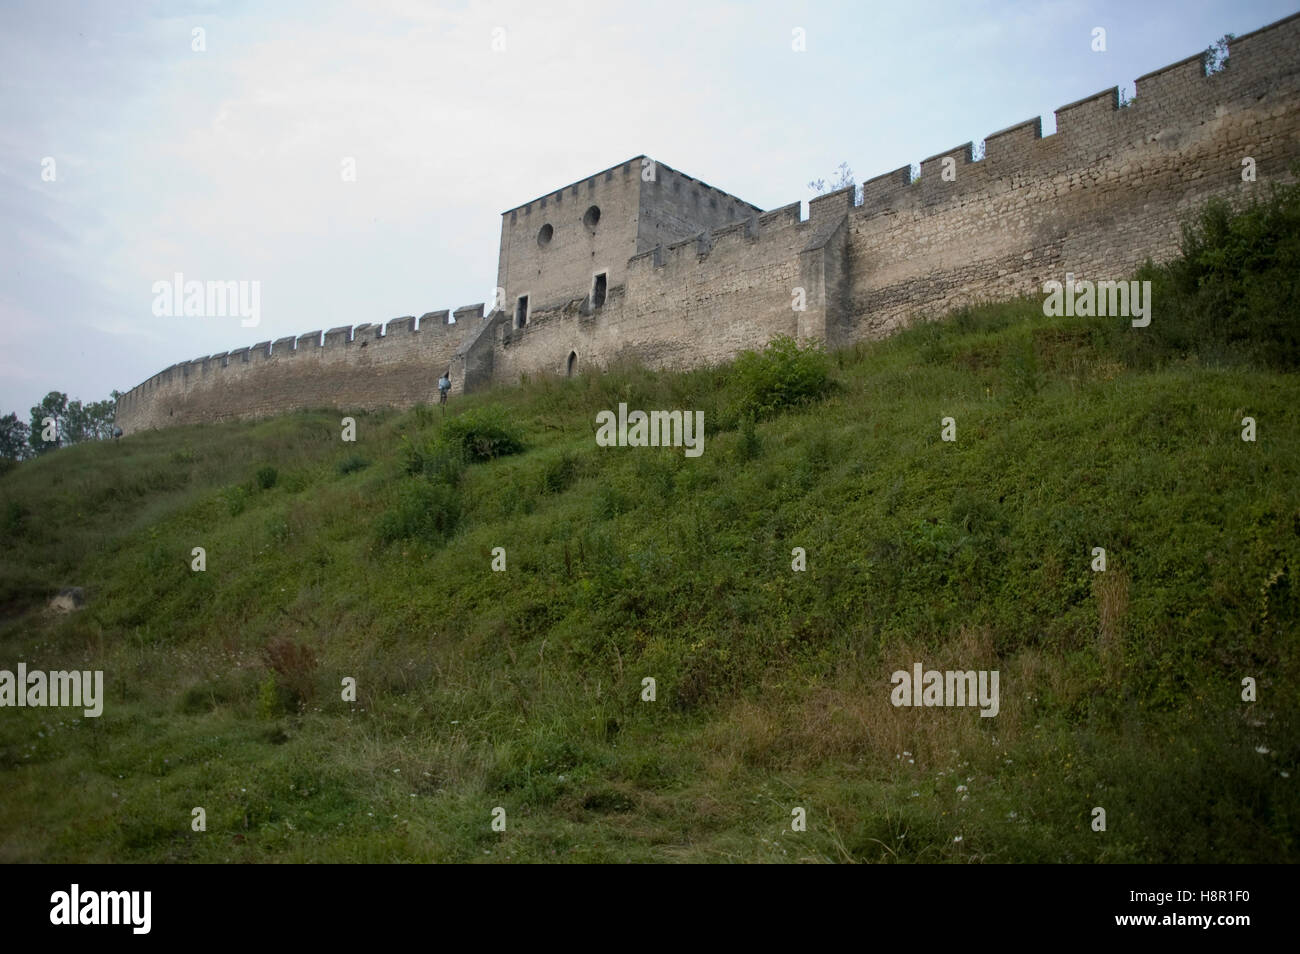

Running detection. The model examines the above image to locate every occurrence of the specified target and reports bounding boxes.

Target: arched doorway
[566,351,578,377]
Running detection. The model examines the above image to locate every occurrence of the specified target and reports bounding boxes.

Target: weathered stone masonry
[117,13,1300,434]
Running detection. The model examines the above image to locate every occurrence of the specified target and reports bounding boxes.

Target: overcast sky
[2,0,1294,418]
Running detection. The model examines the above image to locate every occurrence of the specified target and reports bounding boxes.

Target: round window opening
[583,205,601,231]
[537,223,554,247]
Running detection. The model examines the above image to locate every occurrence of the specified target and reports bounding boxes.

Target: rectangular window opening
[592,273,607,308]
[516,295,528,328]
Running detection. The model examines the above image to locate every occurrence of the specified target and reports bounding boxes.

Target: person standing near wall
[438,369,451,406]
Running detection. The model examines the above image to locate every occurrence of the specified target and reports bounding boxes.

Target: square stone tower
[495,156,762,327]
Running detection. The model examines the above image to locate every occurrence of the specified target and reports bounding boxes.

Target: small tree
[1204,33,1233,76]
[86,396,118,439]
[807,161,860,203]
[0,413,30,461]
[28,391,68,454]
[63,399,89,444]
[17,389,121,456]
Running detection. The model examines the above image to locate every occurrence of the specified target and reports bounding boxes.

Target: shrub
[1125,173,1300,369]
[255,465,278,490]
[400,436,466,486]
[257,673,288,719]
[262,637,317,713]
[223,484,250,516]
[376,480,461,545]
[729,335,833,420]
[439,405,525,462]
[280,469,312,492]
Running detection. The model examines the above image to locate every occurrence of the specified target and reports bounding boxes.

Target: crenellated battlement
[116,306,486,431]
[860,166,912,213]
[832,11,1300,224]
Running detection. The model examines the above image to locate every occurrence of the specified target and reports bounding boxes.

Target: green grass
[3,185,1300,861]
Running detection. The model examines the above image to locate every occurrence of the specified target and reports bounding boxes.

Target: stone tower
[495,156,763,328]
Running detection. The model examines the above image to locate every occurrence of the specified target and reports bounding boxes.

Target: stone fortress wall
[114,306,483,431]
[116,12,1300,434]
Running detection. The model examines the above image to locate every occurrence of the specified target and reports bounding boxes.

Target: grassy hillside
[2,190,1298,863]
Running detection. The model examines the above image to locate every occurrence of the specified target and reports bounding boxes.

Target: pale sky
[2,0,1295,418]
